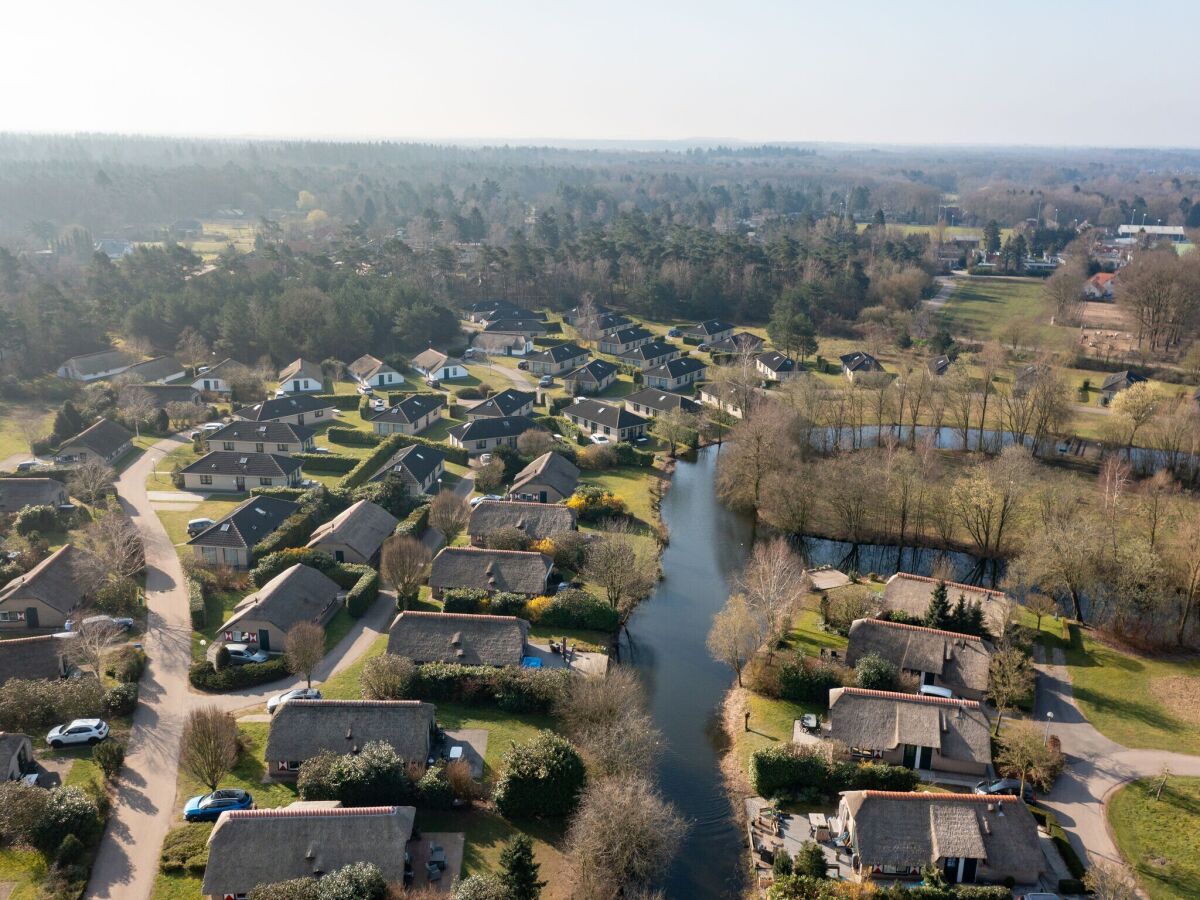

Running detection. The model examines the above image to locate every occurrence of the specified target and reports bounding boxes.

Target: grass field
[0,402,54,462]
[939,277,1060,343]
[1109,776,1200,900]
[0,846,47,900]
[578,466,666,527]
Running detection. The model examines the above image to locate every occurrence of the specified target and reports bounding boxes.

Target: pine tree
[795,840,827,878]
[964,600,988,639]
[51,400,83,445]
[500,834,546,900]
[949,594,968,631]
[925,581,951,629]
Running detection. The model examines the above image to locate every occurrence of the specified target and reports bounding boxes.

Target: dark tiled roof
[605,326,653,344]
[467,389,535,418]
[527,343,588,364]
[121,356,183,382]
[564,398,648,430]
[233,395,335,422]
[707,332,764,353]
[207,421,314,445]
[370,444,445,484]
[840,351,884,372]
[124,384,201,406]
[367,394,444,425]
[429,547,552,595]
[448,416,541,443]
[59,418,132,458]
[623,389,702,414]
[683,319,735,337]
[1101,370,1147,392]
[388,610,530,666]
[757,351,796,374]
[563,359,618,384]
[180,451,302,478]
[484,318,548,333]
[644,356,706,379]
[187,496,299,550]
[617,340,679,362]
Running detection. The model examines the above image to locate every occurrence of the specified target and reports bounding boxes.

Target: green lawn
[785,603,848,657]
[578,466,666,527]
[1109,776,1200,900]
[0,846,48,900]
[939,277,1058,343]
[156,497,243,547]
[145,442,205,492]
[316,633,389,699]
[418,807,569,886]
[192,589,244,661]
[0,402,54,463]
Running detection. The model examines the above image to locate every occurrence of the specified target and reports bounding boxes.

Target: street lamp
[1043,710,1055,745]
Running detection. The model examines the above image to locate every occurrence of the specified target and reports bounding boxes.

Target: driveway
[1035,647,1200,867]
[476,357,536,391]
[925,275,958,310]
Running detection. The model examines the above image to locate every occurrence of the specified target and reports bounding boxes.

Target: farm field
[938,277,1067,345]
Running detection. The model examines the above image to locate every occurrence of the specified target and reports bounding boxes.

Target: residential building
[388,610,531,666]
[836,790,1043,885]
[463,389,534,422]
[1100,370,1147,405]
[56,419,133,466]
[368,444,445,494]
[121,384,202,408]
[617,340,681,371]
[699,382,746,419]
[644,356,706,391]
[599,326,655,355]
[93,239,134,260]
[306,499,399,564]
[467,299,527,323]
[215,564,343,654]
[410,349,467,381]
[563,359,618,395]
[707,331,764,354]
[881,573,1012,635]
[190,358,242,396]
[826,687,992,776]
[1118,223,1187,242]
[233,395,336,426]
[187,496,300,569]
[594,313,633,335]
[508,451,580,503]
[202,803,417,897]
[179,451,303,493]
[927,355,952,377]
[0,732,34,781]
[276,358,324,394]
[120,356,185,384]
[845,618,993,700]
[448,416,542,454]
[841,351,886,382]
[562,302,612,326]
[526,343,589,376]
[756,350,798,381]
[1083,272,1116,300]
[681,319,736,344]
[475,306,543,327]
[483,318,549,338]
[563,397,649,441]
[428,547,552,599]
[367,394,444,435]
[0,477,68,514]
[264,700,436,778]
[347,354,402,389]
[207,421,315,456]
[0,633,76,684]
[471,332,534,356]
[623,388,702,419]
[468,500,576,545]
[0,545,95,631]
[56,349,135,382]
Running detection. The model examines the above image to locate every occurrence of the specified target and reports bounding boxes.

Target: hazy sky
[4,0,1197,147]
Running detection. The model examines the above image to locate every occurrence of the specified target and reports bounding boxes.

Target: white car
[470,495,503,508]
[267,687,322,715]
[589,433,612,445]
[46,718,109,748]
[225,643,269,665]
[201,422,225,433]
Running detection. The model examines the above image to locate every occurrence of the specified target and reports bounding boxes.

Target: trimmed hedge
[311,393,361,411]
[249,486,308,501]
[748,744,918,798]
[406,662,569,714]
[1030,806,1086,879]
[778,655,842,705]
[341,433,467,489]
[533,589,618,631]
[251,488,342,558]
[188,657,291,692]
[251,548,338,586]
[345,568,379,617]
[293,452,357,474]
[326,426,382,446]
[248,549,376,617]
[393,501,430,538]
[187,577,206,629]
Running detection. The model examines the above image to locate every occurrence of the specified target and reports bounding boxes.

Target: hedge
[159,824,211,874]
[311,393,362,411]
[1029,806,1086,879]
[249,486,308,501]
[393,501,430,538]
[345,568,380,617]
[341,433,466,489]
[325,426,382,446]
[251,548,338,585]
[251,488,343,558]
[14,505,60,536]
[187,577,206,629]
[188,657,291,692]
[532,589,618,631]
[769,880,1013,900]
[611,443,655,468]
[293,452,357,473]
[406,662,569,714]
[748,745,918,799]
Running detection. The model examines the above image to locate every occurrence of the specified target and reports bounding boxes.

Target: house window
[476,440,487,450]
[259,478,273,486]
[277,443,288,452]
[255,443,264,453]
[314,410,324,418]
[201,548,218,563]
[199,475,213,485]
[0,611,24,622]
[223,442,235,451]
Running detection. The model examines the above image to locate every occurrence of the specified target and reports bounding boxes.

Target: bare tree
[556,669,663,777]
[428,491,470,544]
[706,593,767,686]
[988,644,1035,735]
[516,429,556,459]
[1109,381,1159,457]
[118,386,157,438]
[1024,593,1058,633]
[1083,859,1140,900]
[714,405,791,519]
[69,459,115,507]
[165,401,207,429]
[360,653,416,700]
[66,620,123,677]
[379,535,431,606]
[176,327,212,372]
[582,521,659,626]
[284,621,325,688]
[17,417,46,455]
[995,721,1062,796]
[649,409,699,458]
[78,507,145,584]
[736,537,808,642]
[181,706,240,793]
[574,292,601,347]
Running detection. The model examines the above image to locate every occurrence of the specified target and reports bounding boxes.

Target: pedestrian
[744,710,751,732]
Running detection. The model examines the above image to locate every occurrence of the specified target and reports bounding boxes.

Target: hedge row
[325,426,382,447]
[345,568,379,617]
[311,393,362,411]
[407,662,569,714]
[769,879,1012,900]
[293,452,357,473]
[188,657,291,692]
[249,486,309,501]
[1029,806,1086,879]
[341,434,410,489]
[393,502,430,538]
[748,744,919,798]
[187,577,206,629]
[251,489,338,558]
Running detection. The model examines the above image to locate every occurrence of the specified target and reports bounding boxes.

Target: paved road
[1035,647,1200,867]
[925,275,959,310]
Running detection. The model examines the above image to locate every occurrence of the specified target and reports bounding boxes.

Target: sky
[3,0,1198,148]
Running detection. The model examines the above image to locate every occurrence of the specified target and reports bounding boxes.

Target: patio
[407,832,464,891]
[744,796,855,888]
[435,728,488,779]
[525,640,609,676]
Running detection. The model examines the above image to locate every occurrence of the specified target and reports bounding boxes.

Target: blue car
[183,788,253,822]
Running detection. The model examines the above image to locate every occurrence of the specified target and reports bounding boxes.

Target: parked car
[479,453,493,464]
[356,384,374,395]
[425,378,441,389]
[589,433,611,445]
[311,446,331,454]
[201,422,225,433]
[517,360,530,370]
[697,342,712,351]
[15,460,45,472]
[266,687,322,715]
[666,327,682,337]
[225,643,269,666]
[189,430,202,441]
[538,375,554,387]
[974,777,1036,803]
[187,517,216,537]
[183,788,254,822]
[80,614,134,632]
[46,718,109,748]
[469,494,503,508]
[300,479,320,488]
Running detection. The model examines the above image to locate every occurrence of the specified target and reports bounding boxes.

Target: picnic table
[448,745,464,761]
[801,713,819,732]
[808,812,831,842]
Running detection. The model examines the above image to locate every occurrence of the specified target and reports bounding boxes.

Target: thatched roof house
[468,500,576,545]
[881,573,1012,634]
[264,699,436,775]
[428,547,552,598]
[0,545,97,631]
[845,618,993,699]
[387,610,529,667]
[509,451,579,503]
[0,633,76,684]
[306,499,398,564]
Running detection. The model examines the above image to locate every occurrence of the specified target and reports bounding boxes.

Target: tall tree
[707,593,767,686]
[180,706,239,793]
[500,834,546,900]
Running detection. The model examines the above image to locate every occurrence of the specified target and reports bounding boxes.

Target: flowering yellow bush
[524,595,553,623]
[566,487,627,522]
[529,538,557,557]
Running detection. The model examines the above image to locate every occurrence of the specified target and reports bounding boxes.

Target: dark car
[517,360,530,370]
[183,788,254,821]
[974,777,1036,803]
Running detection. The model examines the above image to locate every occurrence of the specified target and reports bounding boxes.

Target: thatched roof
[387,610,529,666]
[840,791,1041,873]
[411,348,463,372]
[0,477,67,512]
[429,547,552,595]
[881,573,1012,633]
[468,500,575,541]
[220,564,342,635]
[827,688,992,767]
[0,633,75,684]
[509,452,579,499]
[846,619,993,695]
[264,699,436,765]
[347,354,398,380]
[0,545,96,615]
[307,500,398,560]
[202,804,416,895]
[59,418,132,458]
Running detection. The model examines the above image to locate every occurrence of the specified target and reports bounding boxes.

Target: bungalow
[483,318,549,338]
[526,343,589,376]
[56,419,134,466]
[1083,272,1116,300]
[837,790,1042,885]
[845,618,993,701]
[448,416,542,454]
[707,332,765,354]
[388,609,531,666]
[644,356,707,391]
[617,340,681,371]
[563,397,649,442]
[467,299,527,323]
[410,348,467,382]
[599,326,655,355]
[367,394,444,435]
[276,358,324,394]
[623,388,702,419]
[190,358,243,396]
[0,545,95,631]
[264,700,436,779]
[202,803,417,898]
[306,499,399,564]
[699,382,746,419]
[681,319,736,344]
[927,355,952,377]
[563,359,618,396]
[594,313,633,336]
[475,306,542,327]
[826,687,992,777]
[119,356,185,385]
[428,547,552,599]
[1100,370,1147,405]
[881,573,1012,635]
[756,351,798,381]
[215,564,343,654]
[206,421,315,456]
[562,302,612,326]
[368,444,445,494]
[93,239,133,260]
[0,633,76,684]
[841,351,886,382]
[508,451,580,504]
[468,500,576,545]
[233,395,336,427]
[179,451,303,493]
[122,384,202,409]
[0,732,34,782]
[471,331,534,356]
[347,354,402,389]
[56,349,135,382]
[465,389,536,420]
[188,496,300,569]
[0,477,69,514]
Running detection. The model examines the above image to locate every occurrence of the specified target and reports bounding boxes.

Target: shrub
[325,425,382,446]
[250,547,338,586]
[1029,806,1086,879]
[55,833,86,867]
[393,501,431,538]
[482,526,532,551]
[566,486,627,522]
[749,744,829,797]
[538,530,588,571]
[537,589,618,631]
[778,656,842,704]
[417,765,455,809]
[850,762,919,792]
[0,782,50,844]
[1057,879,1086,895]
[104,645,147,683]
[0,677,105,733]
[292,452,357,473]
[103,682,139,716]
[248,861,389,900]
[493,731,586,820]
[360,654,416,700]
[406,662,568,714]
[452,875,512,900]
[488,592,529,617]
[296,741,417,807]
[29,787,102,854]
[311,393,362,411]
[345,567,379,617]
[93,576,141,616]
[188,656,291,692]
[442,587,489,614]
[187,576,207,629]
[576,443,618,470]
[159,823,211,874]
[93,740,125,780]
[854,652,898,691]
[351,473,415,518]
[14,504,59,536]
[455,386,485,400]
[249,486,309,501]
